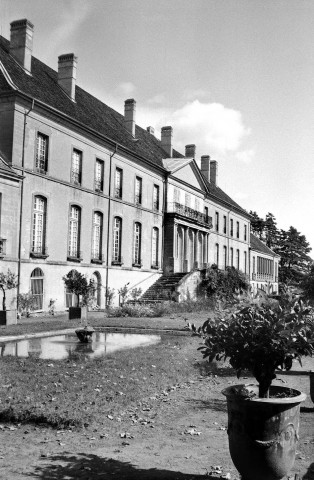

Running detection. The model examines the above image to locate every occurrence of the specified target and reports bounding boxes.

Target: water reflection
[0,332,161,360]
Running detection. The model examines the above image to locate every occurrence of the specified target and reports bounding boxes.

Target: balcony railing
[30,246,49,259]
[0,238,6,257]
[167,202,213,227]
[252,273,275,281]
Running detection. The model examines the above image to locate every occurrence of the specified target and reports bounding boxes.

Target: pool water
[0,332,161,360]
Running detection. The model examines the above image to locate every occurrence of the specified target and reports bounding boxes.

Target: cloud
[114,82,137,98]
[235,149,255,164]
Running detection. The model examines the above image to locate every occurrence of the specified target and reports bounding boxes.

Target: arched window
[152,227,159,268]
[68,205,81,259]
[92,212,103,261]
[112,217,122,264]
[32,196,47,255]
[133,222,142,266]
[30,268,44,310]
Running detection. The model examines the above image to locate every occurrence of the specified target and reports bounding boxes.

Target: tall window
[230,219,234,237]
[30,268,44,310]
[174,188,179,203]
[153,185,160,211]
[133,222,142,265]
[244,251,247,274]
[71,149,82,185]
[230,247,234,267]
[185,193,191,207]
[112,217,122,263]
[244,224,247,241]
[223,246,227,269]
[68,206,81,258]
[215,243,219,266]
[152,227,159,267]
[204,206,209,221]
[195,198,200,211]
[236,249,240,269]
[95,159,104,191]
[92,212,103,261]
[236,221,240,238]
[35,133,49,173]
[223,215,227,234]
[32,196,46,254]
[135,177,142,205]
[215,212,219,232]
[114,168,123,199]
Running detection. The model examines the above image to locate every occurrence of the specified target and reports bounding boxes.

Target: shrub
[0,269,18,310]
[202,265,249,300]
[188,291,314,398]
[17,292,37,317]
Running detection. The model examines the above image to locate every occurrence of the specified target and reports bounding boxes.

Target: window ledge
[112,260,123,266]
[91,258,103,264]
[67,256,83,263]
[151,264,159,269]
[132,263,142,268]
[30,252,49,259]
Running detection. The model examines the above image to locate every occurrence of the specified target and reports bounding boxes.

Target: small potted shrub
[17,292,37,318]
[63,270,91,321]
[189,292,314,480]
[0,269,18,325]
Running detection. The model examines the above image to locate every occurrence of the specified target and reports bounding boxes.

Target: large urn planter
[0,309,17,325]
[68,306,87,321]
[222,384,306,480]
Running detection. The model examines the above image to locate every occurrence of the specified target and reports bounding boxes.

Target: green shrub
[202,265,249,300]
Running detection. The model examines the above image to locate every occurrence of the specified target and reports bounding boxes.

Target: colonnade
[174,223,209,273]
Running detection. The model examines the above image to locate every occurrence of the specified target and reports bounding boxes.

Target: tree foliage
[202,265,249,300]
[0,269,18,310]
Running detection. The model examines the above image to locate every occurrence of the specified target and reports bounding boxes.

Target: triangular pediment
[169,160,208,192]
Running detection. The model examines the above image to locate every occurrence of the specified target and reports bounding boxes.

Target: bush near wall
[202,265,249,300]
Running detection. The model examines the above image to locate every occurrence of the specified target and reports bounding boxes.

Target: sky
[1,0,314,253]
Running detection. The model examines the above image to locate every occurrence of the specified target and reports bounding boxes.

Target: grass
[0,333,211,429]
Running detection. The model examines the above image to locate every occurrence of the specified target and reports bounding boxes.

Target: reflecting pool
[0,332,161,360]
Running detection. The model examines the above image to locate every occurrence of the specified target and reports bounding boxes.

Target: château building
[0,19,279,311]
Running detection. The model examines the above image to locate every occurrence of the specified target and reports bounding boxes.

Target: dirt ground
[0,369,313,479]
[0,313,313,479]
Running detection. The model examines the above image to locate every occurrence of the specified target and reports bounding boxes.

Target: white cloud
[114,82,137,98]
[235,149,255,164]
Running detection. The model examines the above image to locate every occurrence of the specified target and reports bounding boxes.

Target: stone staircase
[139,273,187,302]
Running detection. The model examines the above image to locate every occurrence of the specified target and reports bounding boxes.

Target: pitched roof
[0,35,184,168]
[0,149,21,178]
[201,173,250,218]
[250,233,279,257]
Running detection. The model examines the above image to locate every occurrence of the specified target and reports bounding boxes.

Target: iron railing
[167,202,213,227]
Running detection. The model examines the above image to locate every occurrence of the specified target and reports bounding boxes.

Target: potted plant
[63,270,92,321]
[17,292,37,318]
[0,269,18,325]
[189,292,314,480]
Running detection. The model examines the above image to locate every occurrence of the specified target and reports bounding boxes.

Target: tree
[277,227,312,284]
[264,212,278,249]
[0,269,18,310]
[301,263,314,301]
[63,270,89,307]
[249,211,265,240]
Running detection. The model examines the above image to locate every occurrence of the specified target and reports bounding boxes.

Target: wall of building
[250,249,279,294]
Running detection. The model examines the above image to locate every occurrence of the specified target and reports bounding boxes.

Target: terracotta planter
[222,384,306,480]
[68,306,87,321]
[0,309,17,325]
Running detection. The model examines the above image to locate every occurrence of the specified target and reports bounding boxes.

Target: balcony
[0,238,6,258]
[167,202,213,228]
[30,246,49,259]
[252,273,275,282]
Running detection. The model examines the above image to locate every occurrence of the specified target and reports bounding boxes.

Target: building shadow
[28,453,226,479]
[303,462,314,479]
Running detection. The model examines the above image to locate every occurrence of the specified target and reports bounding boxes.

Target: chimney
[146,126,155,135]
[124,99,136,136]
[161,126,173,157]
[58,54,77,101]
[210,160,218,185]
[200,155,210,181]
[185,144,196,158]
[10,19,34,73]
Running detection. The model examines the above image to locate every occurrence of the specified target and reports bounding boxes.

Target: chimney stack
[10,19,34,73]
[185,144,196,158]
[58,54,77,101]
[124,99,136,136]
[210,160,218,185]
[200,155,210,181]
[161,126,173,157]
